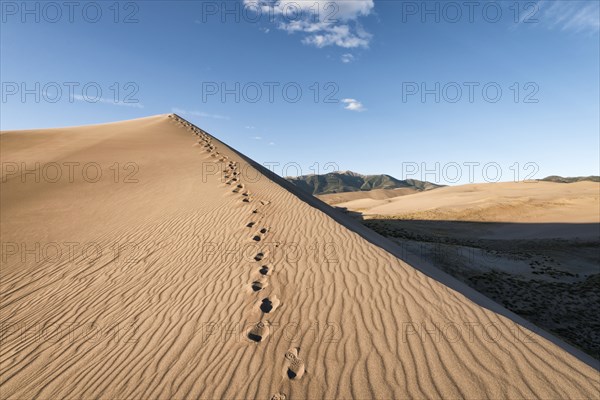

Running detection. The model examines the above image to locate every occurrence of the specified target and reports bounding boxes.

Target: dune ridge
[1,114,598,399]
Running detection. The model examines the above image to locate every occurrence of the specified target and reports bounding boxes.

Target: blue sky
[1,0,599,184]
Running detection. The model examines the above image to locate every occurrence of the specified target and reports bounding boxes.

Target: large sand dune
[317,187,420,205]
[340,181,600,224]
[1,115,598,399]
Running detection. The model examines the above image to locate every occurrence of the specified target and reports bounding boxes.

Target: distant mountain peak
[333,170,364,177]
[540,176,599,183]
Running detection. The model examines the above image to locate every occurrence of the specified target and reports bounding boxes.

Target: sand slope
[1,115,598,399]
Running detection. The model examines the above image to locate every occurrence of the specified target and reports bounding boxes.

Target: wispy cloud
[251,136,262,140]
[341,98,366,112]
[245,0,375,48]
[245,125,256,129]
[73,94,144,109]
[341,53,355,63]
[527,1,599,33]
[171,107,229,120]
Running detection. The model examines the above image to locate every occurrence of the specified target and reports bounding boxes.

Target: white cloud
[526,1,599,33]
[245,0,375,48]
[73,94,144,109]
[302,24,372,48]
[251,136,263,140]
[340,53,355,63]
[341,98,366,112]
[245,125,256,129]
[171,107,229,120]
[268,141,276,146]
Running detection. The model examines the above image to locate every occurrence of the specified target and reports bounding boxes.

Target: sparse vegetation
[467,272,600,358]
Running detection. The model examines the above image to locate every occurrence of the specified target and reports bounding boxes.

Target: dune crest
[1,114,598,399]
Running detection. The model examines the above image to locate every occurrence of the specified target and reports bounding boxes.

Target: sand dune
[1,115,598,399]
[317,187,419,205]
[341,181,600,224]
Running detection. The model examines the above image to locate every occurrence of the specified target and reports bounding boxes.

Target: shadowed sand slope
[1,115,598,399]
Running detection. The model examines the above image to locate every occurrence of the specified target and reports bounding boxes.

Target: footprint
[259,265,270,276]
[260,296,280,313]
[284,348,305,380]
[254,252,264,262]
[252,227,268,242]
[270,394,286,400]
[247,321,270,342]
[242,197,251,203]
[251,278,268,292]
[252,209,258,214]
[246,222,256,228]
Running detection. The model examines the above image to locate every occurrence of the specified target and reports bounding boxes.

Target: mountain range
[286,171,443,196]
[540,175,600,183]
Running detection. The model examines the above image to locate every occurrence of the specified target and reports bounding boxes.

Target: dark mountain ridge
[286,171,443,196]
